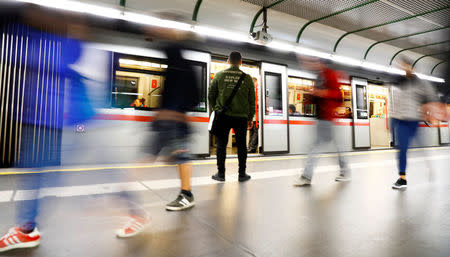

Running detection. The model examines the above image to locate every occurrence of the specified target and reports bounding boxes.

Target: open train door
[351,77,370,148]
[261,62,288,153]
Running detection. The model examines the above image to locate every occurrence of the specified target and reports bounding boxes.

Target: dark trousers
[392,118,419,175]
[248,121,258,151]
[216,115,248,175]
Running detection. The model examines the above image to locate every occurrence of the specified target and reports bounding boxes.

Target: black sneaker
[392,178,407,190]
[166,193,195,211]
[212,173,225,182]
[238,174,251,182]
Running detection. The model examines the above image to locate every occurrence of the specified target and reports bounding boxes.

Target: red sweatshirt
[317,68,342,121]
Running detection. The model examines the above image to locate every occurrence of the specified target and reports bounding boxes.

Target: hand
[247,121,253,130]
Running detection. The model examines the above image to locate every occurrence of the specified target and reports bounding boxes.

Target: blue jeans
[16,124,62,231]
[392,119,419,176]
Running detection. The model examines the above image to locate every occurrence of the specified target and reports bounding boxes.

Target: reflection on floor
[0,147,449,257]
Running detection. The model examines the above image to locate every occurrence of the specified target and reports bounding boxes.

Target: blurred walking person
[209,52,255,182]
[293,58,350,186]
[0,35,96,252]
[390,57,439,190]
[116,32,200,238]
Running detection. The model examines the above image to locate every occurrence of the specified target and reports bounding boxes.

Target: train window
[288,77,316,117]
[265,72,283,116]
[111,53,207,112]
[336,84,353,119]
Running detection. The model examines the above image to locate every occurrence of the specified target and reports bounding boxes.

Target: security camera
[252,30,272,44]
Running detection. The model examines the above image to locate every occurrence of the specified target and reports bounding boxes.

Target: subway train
[0,17,448,167]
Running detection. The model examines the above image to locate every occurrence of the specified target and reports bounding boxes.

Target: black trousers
[216,115,248,175]
[248,121,258,151]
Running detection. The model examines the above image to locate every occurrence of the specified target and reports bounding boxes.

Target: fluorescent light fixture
[361,61,387,72]
[415,73,445,83]
[266,41,294,52]
[119,59,164,69]
[119,59,138,65]
[122,12,193,31]
[17,0,122,19]
[386,67,406,75]
[331,55,361,66]
[295,46,332,59]
[193,26,253,43]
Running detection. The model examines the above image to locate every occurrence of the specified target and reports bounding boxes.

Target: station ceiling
[6,0,448,76]
[244,0,449,63]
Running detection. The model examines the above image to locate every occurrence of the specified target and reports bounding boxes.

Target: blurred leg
[303,120,330,180]
[397,120,419,176]
[17,173,41,232]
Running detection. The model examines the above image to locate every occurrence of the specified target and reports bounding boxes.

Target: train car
[57,31,448,165]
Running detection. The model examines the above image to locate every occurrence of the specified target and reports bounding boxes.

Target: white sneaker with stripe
[165,193,195,211]
[116,216,149,238]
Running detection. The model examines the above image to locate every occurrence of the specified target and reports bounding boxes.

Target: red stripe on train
[94,114,209,123]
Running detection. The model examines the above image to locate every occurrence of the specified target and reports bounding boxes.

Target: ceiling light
[295,46,332,60]
[331,55,361,66]
[414,73,445,83]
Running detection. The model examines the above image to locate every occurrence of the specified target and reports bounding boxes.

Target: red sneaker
[0,227,40,252]
[116,216,149,238]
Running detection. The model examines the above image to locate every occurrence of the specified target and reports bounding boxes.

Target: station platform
[0,147,449,257]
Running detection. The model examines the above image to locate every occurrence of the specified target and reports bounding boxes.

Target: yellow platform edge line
[1,146,448,175]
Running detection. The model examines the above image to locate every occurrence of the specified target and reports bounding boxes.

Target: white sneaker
[335,174,352,182]
[293,176,311,186]
[116,216,149,238]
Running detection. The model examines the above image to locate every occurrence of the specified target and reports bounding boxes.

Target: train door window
[112,54,207,112]
[355,85,368,119]
[368,84,391,148]
[265,72,282,116]
[336,84,352,118]
[210,59,261,155]
[288,77,316,117]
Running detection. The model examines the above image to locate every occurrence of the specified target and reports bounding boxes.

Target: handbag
[208,72,246,135]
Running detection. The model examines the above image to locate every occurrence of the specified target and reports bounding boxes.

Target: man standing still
[209,52,255,182]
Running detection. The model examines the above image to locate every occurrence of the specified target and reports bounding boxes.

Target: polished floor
[0,147,449,257]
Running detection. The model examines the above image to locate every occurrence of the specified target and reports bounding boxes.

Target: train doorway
[209,59,261,156]
[367,83,391,148]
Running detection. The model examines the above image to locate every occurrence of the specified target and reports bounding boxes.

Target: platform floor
[0,147,449,257]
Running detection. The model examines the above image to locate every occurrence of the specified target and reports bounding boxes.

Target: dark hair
[289,104,296,113]
[229,51,242,65]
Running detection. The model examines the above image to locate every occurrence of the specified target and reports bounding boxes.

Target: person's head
[399,55,414,77]
[289,104,296,114]
[227,51,242,66]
